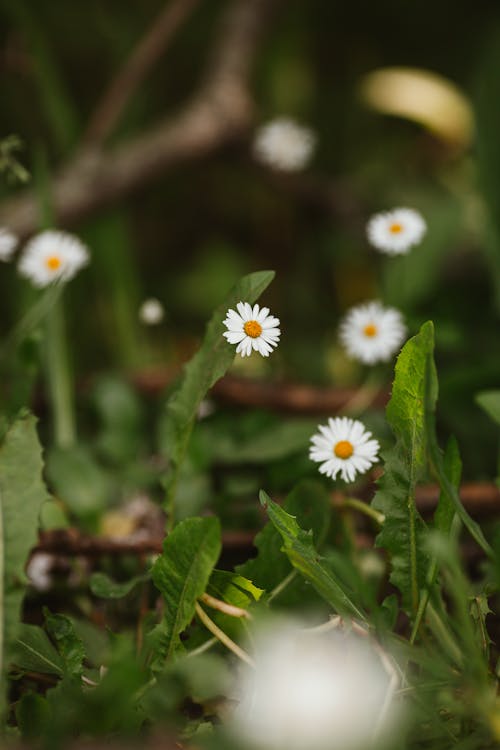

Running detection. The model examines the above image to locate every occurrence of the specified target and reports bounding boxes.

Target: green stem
[267,570,297,604]
[342,497,385,526]
[44,295,75,449]
[408,488,419,615]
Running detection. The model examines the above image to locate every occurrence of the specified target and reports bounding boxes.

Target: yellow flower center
[363,323,378,338]
[334,440,354,459]
[46,255,61,271]
[244,320,262,338]
[389,222,403,234]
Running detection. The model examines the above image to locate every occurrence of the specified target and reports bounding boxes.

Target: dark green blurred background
[1,0,500,478]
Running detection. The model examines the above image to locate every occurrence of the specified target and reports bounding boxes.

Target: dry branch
[84,0,202,146]
[0,0,279,238]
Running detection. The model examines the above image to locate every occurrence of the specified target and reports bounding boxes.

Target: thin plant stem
[341,497,385,526]
[0,284,62,359]
[187,637,218,659]
[44,295,76,449]
[200,592,251,619]
[267,570,297,604]
[194,601,254,667]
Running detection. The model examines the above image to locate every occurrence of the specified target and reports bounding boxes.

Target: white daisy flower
[18,230,90,288]
[367,207,426,255]
[0,227,18,262]
[223,302,281,358]
[253,117,316,172]
[339,300,406,365]
[139,297,164,325]
[309,417,379,483]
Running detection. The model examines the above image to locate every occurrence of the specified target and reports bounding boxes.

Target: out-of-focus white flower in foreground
[223,302,281,358]
[309,416,379,482]
[253,118,316,172]
[367,207,426,255]
[26,552,53,592]
[0,228,18,262]
[339,300,407,365]
[139,297,165,325]
[18,230,90,288]
[229,619,398,750]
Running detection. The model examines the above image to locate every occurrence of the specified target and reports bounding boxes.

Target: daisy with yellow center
[18,230,90,288]
[339,300,406,365]
[223,302,281,358]
[367,207,426,255]
[309,417,380,483]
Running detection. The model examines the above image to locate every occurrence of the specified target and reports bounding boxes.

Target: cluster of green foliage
[0,271,499,749]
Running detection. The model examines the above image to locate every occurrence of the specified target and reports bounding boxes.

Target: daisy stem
[194,601,254,667]
[341,497,385,526]
[44,294,76,449]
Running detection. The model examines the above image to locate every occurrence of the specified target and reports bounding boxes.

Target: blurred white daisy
[18,230,90,288]
[26,552,53,592]
[253,117,316,172]
[309,417,379,483]
[339,300,406,365]
[223,302,281,358]
[230,618,397,750]
[0,228,18,262]
[139,297,164,325]
[367,207,426,255]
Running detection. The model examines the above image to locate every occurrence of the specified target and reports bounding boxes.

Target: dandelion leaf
[0,414,48,710]
[161,270,275,515]
[259,490,366,621]
[151,517,221,662]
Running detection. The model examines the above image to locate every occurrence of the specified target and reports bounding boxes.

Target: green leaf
[161,271,275,521]
[12,623,64,676]
[90,571,150,599]
[205,571,263,640]
[0,414,48,709]
[16,692,50,739]
[372,323,436,614]
[259,491,366,621]
[475,390,500,427]
[44,611,85,678]
[45,444,113,520]
[373,322,491,618]
[211,419,318,465]
[237,479,331,593]
[151,517,221,662]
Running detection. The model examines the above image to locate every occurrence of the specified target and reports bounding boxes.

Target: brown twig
[31,481,500,562]
[84,0,202,146]
[0,0,279,238]
[129,367,391,415]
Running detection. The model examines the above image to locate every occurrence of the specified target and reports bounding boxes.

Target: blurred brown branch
[32,480,500,560]
[0,0,279,238]
[84,0,202,146]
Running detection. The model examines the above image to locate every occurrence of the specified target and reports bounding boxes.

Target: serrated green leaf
[236,479,331,593]
[12,623,64,676]
[259,491,366,621]
[161,271,275,521]
[44,611,85,678]
[372,323,435,614]
[475,390,500,427]
[151,517,221,662]
[374,323,490,619]
[0,414,49,710]
[90,571,150,599]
